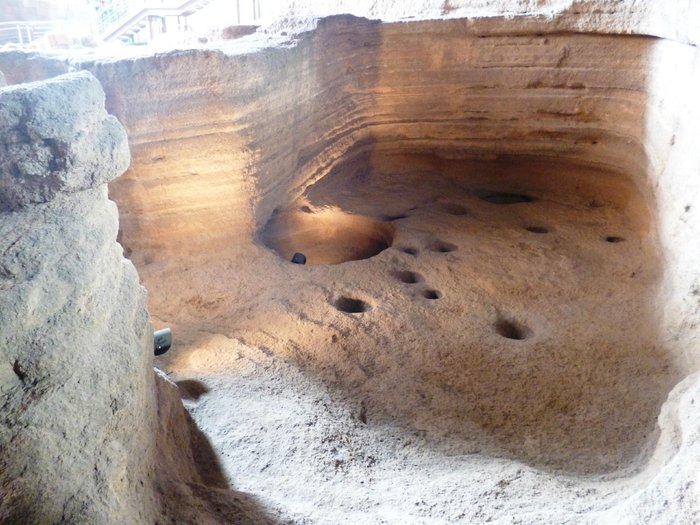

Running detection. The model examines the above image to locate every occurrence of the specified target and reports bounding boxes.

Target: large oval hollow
[261,207,395,265]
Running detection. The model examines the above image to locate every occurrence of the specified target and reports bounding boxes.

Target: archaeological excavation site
[1,1,699,523]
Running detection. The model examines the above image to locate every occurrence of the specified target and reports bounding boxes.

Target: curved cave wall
[78,17,663,259]
[1,6,700,519]
[71,15,699,360]
[67,16,698,470]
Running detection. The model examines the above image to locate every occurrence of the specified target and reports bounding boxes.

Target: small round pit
[334,296,371,314]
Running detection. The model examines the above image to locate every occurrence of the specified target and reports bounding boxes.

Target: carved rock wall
[69,15,700,373]
[65,15,698,519]
[1,2,699,522]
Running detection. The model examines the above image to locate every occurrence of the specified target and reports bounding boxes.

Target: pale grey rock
[0,69,269,525]
[0,71,155,524]
[0,71,129,211]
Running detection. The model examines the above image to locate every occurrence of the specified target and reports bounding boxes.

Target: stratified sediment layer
[1,4,699,523]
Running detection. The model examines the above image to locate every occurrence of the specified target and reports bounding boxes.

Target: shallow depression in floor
[250,151,678,474]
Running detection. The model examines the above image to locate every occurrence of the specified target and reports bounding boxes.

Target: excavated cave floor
[148,153,680,522]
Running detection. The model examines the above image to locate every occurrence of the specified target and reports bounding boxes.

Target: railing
[0,20,88,47]
[97,0,218,41]
[0,0,265,48]
[96,0,131,35]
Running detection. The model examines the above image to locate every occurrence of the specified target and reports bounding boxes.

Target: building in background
[0,0,95,47]
[0,0,272,48]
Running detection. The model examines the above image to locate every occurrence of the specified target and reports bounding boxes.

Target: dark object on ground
[154,328,172,356]
[291,252,307,264]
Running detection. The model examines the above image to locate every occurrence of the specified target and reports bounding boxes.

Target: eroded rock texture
[1,3,700,523]
[0,73,129,210]
[0,72,154,523]
[74,16,697,520]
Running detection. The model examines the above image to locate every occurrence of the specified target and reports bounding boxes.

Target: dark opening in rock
[428,240,458,253]
[495,317,531,340]
[423,289,442,300]
[526,226,549,234]
[381,214,408,222]
[605,236,625,243]
[478,191,536,204]
[334,296,371,314]
[394,270,423,284]
[12,360,26,381]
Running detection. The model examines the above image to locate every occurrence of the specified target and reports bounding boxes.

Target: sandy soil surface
[145,154,681,522]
